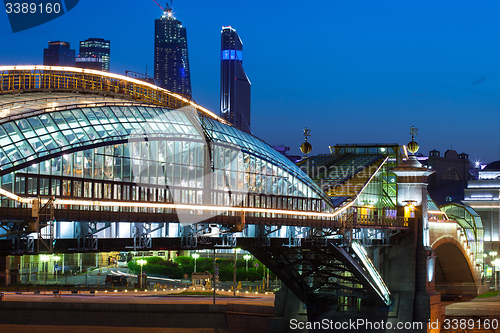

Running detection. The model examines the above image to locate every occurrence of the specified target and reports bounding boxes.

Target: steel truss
[246,240,371,306]
[35,196,55,253]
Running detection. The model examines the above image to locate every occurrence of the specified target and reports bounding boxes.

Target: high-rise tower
[154,8,192,98]
[43,41,75,67]
[77,38,110,72]
[220,26,251,134]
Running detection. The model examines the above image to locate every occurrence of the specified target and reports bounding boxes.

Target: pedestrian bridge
[0,66,485,323]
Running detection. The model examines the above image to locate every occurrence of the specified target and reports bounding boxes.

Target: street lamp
[40,255,51,285]
[137,259,147,276]
[243,254,252,272]
[493,259,500,291]
[192,253,200,273]
[53,255,61,283]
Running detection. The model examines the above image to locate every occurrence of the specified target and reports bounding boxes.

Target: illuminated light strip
[0,188,22,202]
[402,145,408,159]
[0,188,339,219]
[428,210,449,219]
[0,66,228,125]
[53,199,338,218]
[351,242,391,304]
[0,158,389,220]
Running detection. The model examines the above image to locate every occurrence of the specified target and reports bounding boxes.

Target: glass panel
[61,110,79,128]
[27,117,48,136]
[39,114,58,133]
[2,122,24,143]
[81,108,99,125]
[51,112,70,130]
[0,126,12,146]
[92,108,110,124]
[15,118,35,139]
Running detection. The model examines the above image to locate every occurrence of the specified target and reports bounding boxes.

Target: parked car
[105,275,128,286]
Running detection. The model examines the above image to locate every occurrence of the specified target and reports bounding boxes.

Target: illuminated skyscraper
[220,27,251,134]
[77,38,110,72]
[43,41,75,67]
[154,11,192,98]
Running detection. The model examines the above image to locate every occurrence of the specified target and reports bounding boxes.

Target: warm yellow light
[0,66,227,124]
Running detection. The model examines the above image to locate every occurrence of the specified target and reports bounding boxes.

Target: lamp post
[243,254,252,282]
[137,259,147,276]
[192,253,200,273]
[243,254,251,272]
[53,255,61,283]
[493,259,500,291]
[40,255,50,285]
[489,251,498,278]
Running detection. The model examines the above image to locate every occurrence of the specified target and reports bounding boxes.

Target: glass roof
[202,116,332,205]
[0,104,203,172]
[0,90,333,208]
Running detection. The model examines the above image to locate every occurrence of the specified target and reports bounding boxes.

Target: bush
[127,256,275,281]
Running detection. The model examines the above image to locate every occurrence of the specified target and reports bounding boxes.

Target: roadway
[0,291,275,306]
[446,294,500,316]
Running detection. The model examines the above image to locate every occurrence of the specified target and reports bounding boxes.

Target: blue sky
[1,1,500,163]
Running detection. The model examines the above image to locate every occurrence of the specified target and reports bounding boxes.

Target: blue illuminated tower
[220,26,251,134]
[154,9,192,98]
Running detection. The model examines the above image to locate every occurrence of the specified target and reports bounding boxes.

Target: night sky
[1,1,500,163]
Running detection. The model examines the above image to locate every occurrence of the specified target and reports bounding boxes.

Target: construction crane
[152,0,173,15]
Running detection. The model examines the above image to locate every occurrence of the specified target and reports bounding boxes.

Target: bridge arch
[431,235,478,295]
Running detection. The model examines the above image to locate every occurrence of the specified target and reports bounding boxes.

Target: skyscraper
[154,10,192,98]
[77,38,110,72]
[220,26,251,134]
[43,41,75,67]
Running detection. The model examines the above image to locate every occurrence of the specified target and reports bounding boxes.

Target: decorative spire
[407,126,420,155]
[300,127,312,157]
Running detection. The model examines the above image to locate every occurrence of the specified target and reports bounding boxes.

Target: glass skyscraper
[43,41,75,67]
[154,12,192,98]
[220,26,251,134]
[77,38,110,72]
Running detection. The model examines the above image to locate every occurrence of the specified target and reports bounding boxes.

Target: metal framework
[33,196,55,253]
[245,239,391,307]
[0,66,227,123]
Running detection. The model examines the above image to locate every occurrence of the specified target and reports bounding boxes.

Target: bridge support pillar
[390,154,440,332]
[269,285,307,333]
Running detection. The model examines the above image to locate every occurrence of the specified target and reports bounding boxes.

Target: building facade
[220,26,251,134]
[154,12,192,98]
[43,41,75,67]
[77,38,110,72]
[464,161,500,268]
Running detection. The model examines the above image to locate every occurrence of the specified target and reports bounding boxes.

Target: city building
[77,38,110,72]
[464,161,500,260]
[425,149,471,205]
[220,26,251,134]
[154,10,192,98]
[43,41,75,67]
[75,57,103,70]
